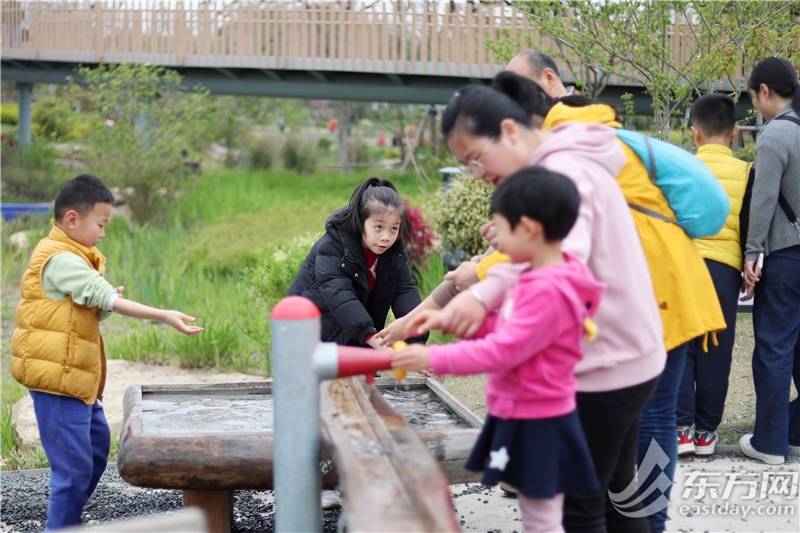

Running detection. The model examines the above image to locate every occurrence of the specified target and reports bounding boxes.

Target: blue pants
[750,245,800,456]
[678,260,741,432]
[637,344,688,533]
[30,391,110,531]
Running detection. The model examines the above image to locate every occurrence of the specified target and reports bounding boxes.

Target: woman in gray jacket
[740,57,800,465]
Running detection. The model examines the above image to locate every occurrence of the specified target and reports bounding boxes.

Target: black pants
[678,259,741,432]
[563,376,659,533]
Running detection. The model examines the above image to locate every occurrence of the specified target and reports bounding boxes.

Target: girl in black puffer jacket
[289,178,428,347]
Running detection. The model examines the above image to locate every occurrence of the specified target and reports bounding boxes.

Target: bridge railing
[2,1,541,78]
[1,1,744,88]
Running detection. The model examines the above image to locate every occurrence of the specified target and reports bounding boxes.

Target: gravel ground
[0,465,342,533]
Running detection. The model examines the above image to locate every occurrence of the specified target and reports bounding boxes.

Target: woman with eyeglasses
[378,74,666,532]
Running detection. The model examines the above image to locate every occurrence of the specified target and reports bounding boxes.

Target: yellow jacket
[479,103,726,351]
[11,226,107,405]
[692,144,750,271]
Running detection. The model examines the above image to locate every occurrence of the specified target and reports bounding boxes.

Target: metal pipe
[17,82,32,148]
[271,296,400,533]
[271,296,323,533]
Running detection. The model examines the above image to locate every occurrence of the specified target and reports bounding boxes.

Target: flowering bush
[403,199,438,267]
[428,173,493,259]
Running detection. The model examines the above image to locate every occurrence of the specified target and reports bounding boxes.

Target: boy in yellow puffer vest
[677,95,750,457]
[11,175,203,531]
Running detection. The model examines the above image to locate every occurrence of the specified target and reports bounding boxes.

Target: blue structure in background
[1,203,51,222]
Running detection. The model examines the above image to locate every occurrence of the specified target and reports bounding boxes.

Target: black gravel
[1,464,341,533]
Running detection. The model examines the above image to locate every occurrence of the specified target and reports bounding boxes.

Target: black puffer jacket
[288,212,427,346]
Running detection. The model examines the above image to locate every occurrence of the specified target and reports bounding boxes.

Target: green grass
[1,167,438,469]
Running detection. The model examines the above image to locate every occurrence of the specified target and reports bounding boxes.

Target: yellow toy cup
[392,341,408,381]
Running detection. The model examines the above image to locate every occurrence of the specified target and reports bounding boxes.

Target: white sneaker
[321,490,342,509]
[739,434,785,465]
[499,481,518,498]
[789,444,800,457]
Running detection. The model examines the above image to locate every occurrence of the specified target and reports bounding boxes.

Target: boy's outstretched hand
[162,310,204,335]
[391,344,430,372]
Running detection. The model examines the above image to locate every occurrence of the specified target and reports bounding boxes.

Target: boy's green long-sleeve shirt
[42,252,117,321]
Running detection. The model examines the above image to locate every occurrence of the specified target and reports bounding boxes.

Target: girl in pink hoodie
[394,79,666,532]
[394,168,604,533]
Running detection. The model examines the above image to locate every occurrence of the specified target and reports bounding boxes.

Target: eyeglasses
[458,139,494,179]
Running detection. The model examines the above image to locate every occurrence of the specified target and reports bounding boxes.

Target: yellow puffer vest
[479,103,726,351]
[11,226,107,405]
[692,145,750,271]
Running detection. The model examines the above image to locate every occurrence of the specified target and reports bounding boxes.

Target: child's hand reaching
[404,310,446,337]
[366,335,391,351]
[391,344,431,372]
[444,261,479,291]
[114,286,125,295]
[374,317,407,347]
[162,310,204,335]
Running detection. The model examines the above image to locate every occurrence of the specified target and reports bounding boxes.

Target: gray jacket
[745,104,800,260]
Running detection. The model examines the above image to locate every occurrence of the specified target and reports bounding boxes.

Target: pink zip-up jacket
[429,254,604,419]
[471,123,666,393]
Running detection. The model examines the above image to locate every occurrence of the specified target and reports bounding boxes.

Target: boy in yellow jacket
[11,175,203,530]
[677,95,750,456]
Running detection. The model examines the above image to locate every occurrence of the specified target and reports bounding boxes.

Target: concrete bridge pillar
[16,82,33,148]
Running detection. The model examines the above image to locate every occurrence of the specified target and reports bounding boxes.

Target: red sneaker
[677,426,695,455]
[693,430,718,456]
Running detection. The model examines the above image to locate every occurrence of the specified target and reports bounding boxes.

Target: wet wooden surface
[321,378,460,532]
[118,378,479,531]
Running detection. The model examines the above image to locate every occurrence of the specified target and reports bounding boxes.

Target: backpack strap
[628,203,683,228]
[624,133,683,228]
[771,115,800,234]
[739,164,756,259]
[643,134,658,182]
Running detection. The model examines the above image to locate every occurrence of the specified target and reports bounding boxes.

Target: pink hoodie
[471,123,666,393]
[429,254,604,419]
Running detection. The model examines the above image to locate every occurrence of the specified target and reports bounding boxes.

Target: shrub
[348,137,372,166]
[0,140,69,201]
[282,134,318,174]
[428,173,492,259]
[32,96,76,140]
[1,102,18,125]
[68,63,216,223]
[317,136,333,152]
[403,199,437,268]
[237,233,319,373]
[246,130,281,170]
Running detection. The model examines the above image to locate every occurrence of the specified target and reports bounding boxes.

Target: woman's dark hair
[491,71,555,121]
[748,57,800,115]
[491,166,580,242]
[331,177,411,243]
[54,174,115,221]
[442,79,533,139]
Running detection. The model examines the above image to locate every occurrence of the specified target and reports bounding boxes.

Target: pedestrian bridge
[3,0,680,105]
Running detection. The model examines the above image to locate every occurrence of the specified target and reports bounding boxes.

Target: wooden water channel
[118,376,481,532]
